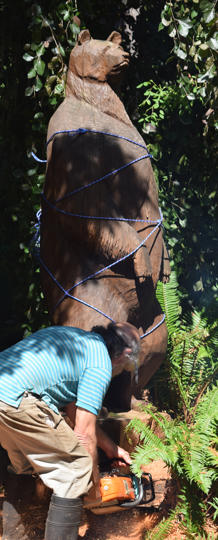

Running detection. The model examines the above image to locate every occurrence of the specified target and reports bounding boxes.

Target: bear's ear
[107,31,122,45]
[77,29,91,45]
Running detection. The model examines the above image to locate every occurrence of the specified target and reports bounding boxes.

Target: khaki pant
[0,394,92,498]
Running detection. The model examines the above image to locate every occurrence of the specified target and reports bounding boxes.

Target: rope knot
[77,128,87,134]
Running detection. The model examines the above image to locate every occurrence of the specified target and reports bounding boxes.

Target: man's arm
[73,406,99,490]
[64,403,131,466]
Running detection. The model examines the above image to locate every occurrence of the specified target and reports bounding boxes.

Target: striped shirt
[0,326,112,416]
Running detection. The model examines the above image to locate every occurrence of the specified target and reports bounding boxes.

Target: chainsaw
[86,460,155,515]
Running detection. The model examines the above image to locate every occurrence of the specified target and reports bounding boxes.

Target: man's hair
[92,322,140,360]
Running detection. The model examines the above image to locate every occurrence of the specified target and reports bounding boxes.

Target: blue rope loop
[32,127,165,339]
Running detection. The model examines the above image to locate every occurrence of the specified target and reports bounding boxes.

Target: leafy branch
[23,2,80,102]
[159,0,217,129]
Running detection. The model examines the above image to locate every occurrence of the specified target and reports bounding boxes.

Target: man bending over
[0,321,141,540]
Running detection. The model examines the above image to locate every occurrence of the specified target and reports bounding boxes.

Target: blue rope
[32,128,165,339]
[57,154,151,201]
[140,313,165,339]
[31,152,47,164]
[32,127,152,165]
[54,213,163,299]
[41,193,159,223]
[46,127,152,152]
[39,252,115,323]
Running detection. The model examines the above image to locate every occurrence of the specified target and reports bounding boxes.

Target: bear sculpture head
[68,29,129,84]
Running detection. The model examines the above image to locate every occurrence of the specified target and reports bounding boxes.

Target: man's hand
[84,427,132,509]
[96,425,132,466]
[111,445,132,466]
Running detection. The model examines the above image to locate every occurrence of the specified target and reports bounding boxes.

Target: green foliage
[138,92,217,316]
[129,384,218,490]
[135,2,218,316]
[0,1,81,346]
[159,0,217,128]
[155,274,218,415]
[208,496,218,521]
[22,1,80,105]
[128,390,217,535]
[137,80,177,131]
[156,272,181,331]
[127,275,218,536]
[145,508,177,540]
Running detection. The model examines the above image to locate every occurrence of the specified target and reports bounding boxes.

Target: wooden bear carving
[41,29,170,409]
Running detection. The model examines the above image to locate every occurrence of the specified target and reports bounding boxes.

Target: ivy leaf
[162,16,172,27]
[203,7,215,23]
[50,97,58,105]
[178,19,193,38]
[25,86,33,96]
[34,58,45,76]
[54,83,64,95]
[23,52,34,62]
[200,0,213,10]
[197,64,216,82]
[189,45,196,56]
[169,26,176,38]
[70,22,80,35]
[59,44,65,56]
[31,43,39,52]
[187,93,195,101]
[208,35,218,52]
[199,86,206,97]
[63,9,70,21]
[137,81,151,89]
[199,43,209,57]
[175,47,187,60]
[200,1,216,22]
[27,68,36,79]
[47,75,57,85]
[168,237,178,247]
[36,44,45,57]
[35,77,43,92]
[34,112,44,119]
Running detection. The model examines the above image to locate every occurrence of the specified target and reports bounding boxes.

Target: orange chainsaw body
[100,475,135,503]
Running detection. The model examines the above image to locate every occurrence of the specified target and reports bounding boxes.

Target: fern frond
[194,384,218,424]
[208,496,218,521]
[178,484,206,534]
[156,272,181,336]
[145,506,178,540]
[206,447,218,468]
[126,418,163,446]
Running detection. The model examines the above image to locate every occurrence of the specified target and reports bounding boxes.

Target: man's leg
[45,494,82,540]
[0,395,93,540]
[0,404,36,540]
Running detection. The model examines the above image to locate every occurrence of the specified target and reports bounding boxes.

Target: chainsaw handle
[119,477,144,508]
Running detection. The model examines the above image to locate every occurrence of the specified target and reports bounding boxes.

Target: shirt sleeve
[76,367,111,415]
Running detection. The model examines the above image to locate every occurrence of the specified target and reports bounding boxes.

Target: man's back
[0,326,112,414]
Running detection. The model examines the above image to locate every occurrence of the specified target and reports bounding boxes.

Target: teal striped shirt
[0,326,112,416]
